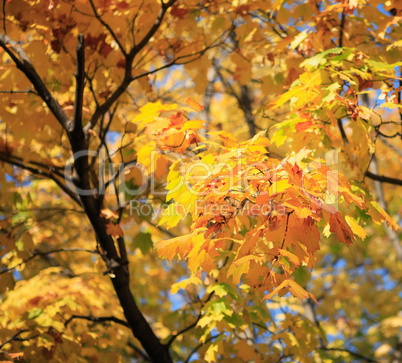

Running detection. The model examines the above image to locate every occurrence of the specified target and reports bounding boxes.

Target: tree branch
[0,152,81,206]
[129,0,177,58]
[84,0,177,133]
[365,171,402,186]
[184,334,220,363]
[369,155,402,260]
[0,89,38,95]
[0,33,72,131]
[166,313,201,348]
[0,330,39,350]
[338,9,345,47]
[0,248,99,275]
[318,347,377,362]
[73,34,85,133]
[128,341,151,362]
[64,314,129,328]
[88,0,127,56]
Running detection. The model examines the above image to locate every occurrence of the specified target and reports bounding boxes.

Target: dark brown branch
[0,89,38,95]
[73,34,85,133]
[166,313,201,348]
[104,159,137,190]
[0,330,39,350]
[128,341,151,362]
[365,171,402,186]
[0,152,81,206]
[64,314,129,328]
[88,0,127,56]
[240,84,256,137]
[2,0,6,34]
[318,347,377,362]
[0,248,99,275]
[184,334,220,363]
[61,32,173,363]
[130,48,213,82]
[337,119,348,144]
[84,0,177,133]
[369,155,402,260]
[0,33,72,131]
[117,237,128,265]
[229,30,256,137]
[129,0,177,58]
[65,314,152,360]
[213,59,256,138]
[376,130,401,138]
[339,10,345,47]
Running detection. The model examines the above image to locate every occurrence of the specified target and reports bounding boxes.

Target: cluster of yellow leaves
[267,48,402,176]
[0,267,130,362]
[148,117,396,302]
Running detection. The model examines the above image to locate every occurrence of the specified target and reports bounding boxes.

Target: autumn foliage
[0,0,401,362]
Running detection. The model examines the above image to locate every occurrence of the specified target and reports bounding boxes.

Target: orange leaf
[105,223,124,238]
[329,212,354,245]
[186,97,204,111]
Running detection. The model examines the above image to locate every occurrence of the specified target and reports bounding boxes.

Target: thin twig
[88,0,127,56]
[318,347,377,362]
[0,248,99,275]
[0,330,39,349]
[0,152,81,206]
[184,334,220,363]
[64,314,129,328]
[166,313,201,348]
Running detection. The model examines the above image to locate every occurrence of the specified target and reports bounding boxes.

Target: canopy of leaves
[0,0,401,362]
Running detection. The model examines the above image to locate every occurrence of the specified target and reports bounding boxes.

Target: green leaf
[132,232,153,254]
[206,283,239,299]
[292,266,311,288]
[301,48,344,69]
[28,308,43,319]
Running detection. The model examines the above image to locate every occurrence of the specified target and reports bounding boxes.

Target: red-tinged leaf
[169,112,185,128]
[234,4,249,15]
[171,5,189,19]
[329,212,354,245]
[116,0,129,9]
[295,120,313,132]
[100,43,113,58]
